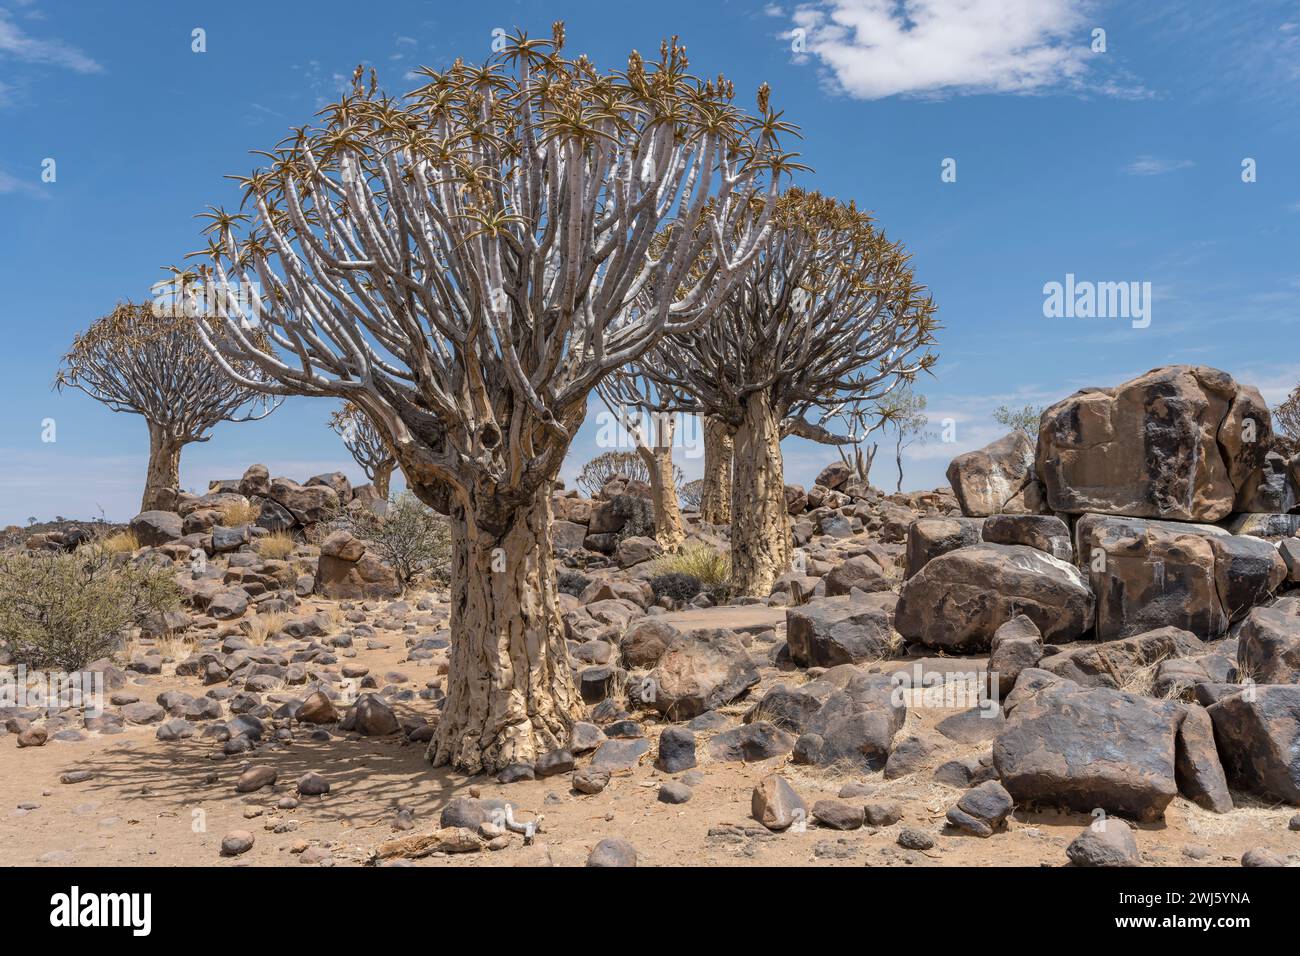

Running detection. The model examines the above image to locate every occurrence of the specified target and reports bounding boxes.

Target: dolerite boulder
[1208,535,1287,623]
[1237,596,1300,683]
[1174,703,1233,813]
[993,683,1183,821]
[646,629,759,720]
[1227,513,1300,538]
[268,477,339,525]
[988,615,1043,697]
[1207,685,1300,803]
[315,531,401,600]
[1038,627,1203,689]
[824,554,891,595]
[1076,514,1227,641]
[751,774,806,831]
[946,431,1043,516]
[981,513,1073,562]
[1066,819,1139,867]
[799,672,905,771]
[619,619,681,669]
[129,510,183,547]
[1036,365,1270,522]
[904,517,983,580]
[895,544,1094,652]
[785,594,897,667]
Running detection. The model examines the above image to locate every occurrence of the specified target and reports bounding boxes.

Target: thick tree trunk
[700,416,734,526]
[373,460,394,500]
[142,423,182,512]
[640,417,685,552]
[730,391,791,597]
[427,484,581,774]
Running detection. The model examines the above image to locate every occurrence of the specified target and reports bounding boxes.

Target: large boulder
[1237,597,1300,684]
[981,513,1072,562]
[1036,366,1270,522]
[238,463,271,498]
[1208,534,1287,622]
[946,431,1042,517]
[1038,627,1204,689]
[1076,514,1227,641]
[315,547,402,600]
[268,477,339,525]
[895,543,1094,652]
[129,510,183,547]
[306,471,352,503]
[1207,685,1300,804]
[823,554,891,596]
[903,516,983,580]
[646,629,759,720]
[993,683,1183,821]
[785,594,897,667]
[799,672,905,770]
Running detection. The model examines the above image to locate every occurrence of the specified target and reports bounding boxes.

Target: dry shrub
[97,530,140,554]
[219,500,261,526]
[256,530,296,560]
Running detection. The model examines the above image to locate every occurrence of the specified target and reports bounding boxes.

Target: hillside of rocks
[4,364,1299,868]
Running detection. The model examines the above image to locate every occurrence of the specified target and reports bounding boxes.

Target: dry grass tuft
[97,530,140,554]
[256,530,295,560]
[219,500,261,526]
[243,610,289,646]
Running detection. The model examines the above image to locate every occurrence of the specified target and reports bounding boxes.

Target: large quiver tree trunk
[729,392,790,597]
[700,417,734,526]
[425,483,581,774]
[142,422,183,512]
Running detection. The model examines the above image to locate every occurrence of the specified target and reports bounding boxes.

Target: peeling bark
[729,392,790,596]
[426,484,581,774]
[142,423,182,512]
[700,417,734,526]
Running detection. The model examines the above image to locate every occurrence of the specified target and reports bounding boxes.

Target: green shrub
[649,545,732,604]
[0,549,179,670]
[610,494,655,542]
[337,492,452,591]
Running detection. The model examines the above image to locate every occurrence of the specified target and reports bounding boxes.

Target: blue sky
[1,0,1297,524]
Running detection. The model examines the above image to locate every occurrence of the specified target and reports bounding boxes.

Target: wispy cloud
[1124,155,1194,176]
[0,167,49,199]
[785,0,1121,100]
[0,8,101,73]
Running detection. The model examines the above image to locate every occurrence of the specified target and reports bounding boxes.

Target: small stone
[1241,847,1286,868]
[1066,819,1139,867]
[657,782,692,804]
[587,838,637,867]
[221,830,255,856]
[865,802,902,826]
[812,799,865,831]
[572,768,610,795]
[235,766,277,793]
[296,772,330,796]
[897,827,935,850]
[751,774,806,831]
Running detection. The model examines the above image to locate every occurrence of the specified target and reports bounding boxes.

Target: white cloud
[1124,155,1194,176]
[788,0,1097,99]
[0,167,48,199]
[0,9,101,73]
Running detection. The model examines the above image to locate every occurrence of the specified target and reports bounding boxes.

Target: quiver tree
[647,188,938,595]
[699,415,733,524]
[1273,385,1299,458]
[55,301,278,512]
[596,369,689,551]
[190,27,792,773]
[575,450,682,498]
[329,402,399,497]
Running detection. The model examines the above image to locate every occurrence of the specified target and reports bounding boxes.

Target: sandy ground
[2,593,1297,868]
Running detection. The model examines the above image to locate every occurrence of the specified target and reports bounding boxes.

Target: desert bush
[96,530,140,554]
[256,530,296,560]
[608,494,655,543]
[219,500,261,526]
[649,571,704,606]
[337,492,452,592]
[0,549,179,670]
[556,570,592,598]
[650,545,732,603]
